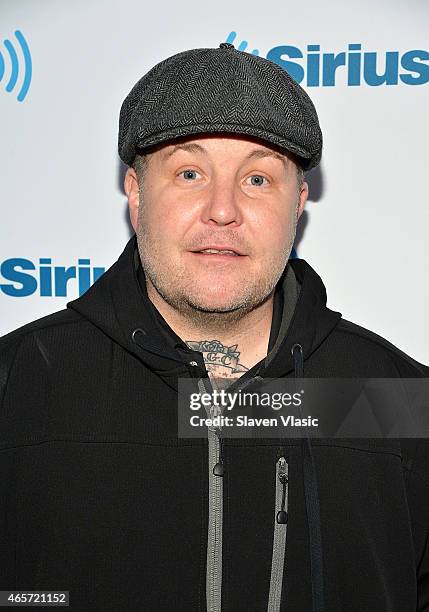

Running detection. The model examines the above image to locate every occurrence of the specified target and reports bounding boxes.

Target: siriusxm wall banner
[0,0,428,363]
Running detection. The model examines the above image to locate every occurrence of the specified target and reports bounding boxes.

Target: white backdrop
[1,0,428,364]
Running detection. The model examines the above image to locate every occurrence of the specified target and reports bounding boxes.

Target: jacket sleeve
[395,356,429,610]
[403,438,429,611]
[0,335,24,588]
[418,531,429,611]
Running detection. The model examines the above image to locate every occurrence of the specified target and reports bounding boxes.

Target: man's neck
[146,283,275,384]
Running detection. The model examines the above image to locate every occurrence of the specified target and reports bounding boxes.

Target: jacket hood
[67,233,342,387]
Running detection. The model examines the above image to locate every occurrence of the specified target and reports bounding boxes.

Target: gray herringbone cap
[118,42,323,171]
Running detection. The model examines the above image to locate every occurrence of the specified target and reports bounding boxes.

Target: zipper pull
[208,403,225,477]
[213,430,224,477]
[213,462,224,477]
[276,457,288,524]
[212,376,258,478]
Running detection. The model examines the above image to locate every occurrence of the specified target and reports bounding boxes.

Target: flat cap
[118,42,323,171]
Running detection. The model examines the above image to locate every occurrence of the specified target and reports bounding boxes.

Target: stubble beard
[135,196,299,331]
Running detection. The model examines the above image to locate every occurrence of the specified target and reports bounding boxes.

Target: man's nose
[200,177,243,226]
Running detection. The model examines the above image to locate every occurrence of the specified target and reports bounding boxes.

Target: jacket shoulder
[0,309,85,373]
[0,308,82,404]
[334,318,429,377]
[0,308,83,350]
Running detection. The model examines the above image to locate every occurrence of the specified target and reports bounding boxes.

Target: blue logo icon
[226,31,429,87]
[0,30,32,102]
[225,31,259,55]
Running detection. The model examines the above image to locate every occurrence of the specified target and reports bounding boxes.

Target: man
[0,42,428,612]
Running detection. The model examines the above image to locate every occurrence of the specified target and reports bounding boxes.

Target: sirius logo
[224,31,259,55]
[0,258,105,298]
[225,31,429,86]
[0,30,32,102]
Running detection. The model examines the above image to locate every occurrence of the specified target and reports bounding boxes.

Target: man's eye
[246,175,269,187]
[180,169,200,180]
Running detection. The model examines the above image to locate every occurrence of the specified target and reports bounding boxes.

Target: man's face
[124,134,308,317]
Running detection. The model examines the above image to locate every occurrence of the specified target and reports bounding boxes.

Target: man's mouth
[196,249,239,256]
[190,245,244,257]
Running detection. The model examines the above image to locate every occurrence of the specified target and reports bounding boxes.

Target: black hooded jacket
[0,233,428,612]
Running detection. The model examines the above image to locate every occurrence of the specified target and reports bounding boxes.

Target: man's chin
[181,289,251,314]
[186,299,243,314]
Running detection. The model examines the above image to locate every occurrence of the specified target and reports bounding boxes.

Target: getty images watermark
[178,378,429,438]
[188,387,318,429]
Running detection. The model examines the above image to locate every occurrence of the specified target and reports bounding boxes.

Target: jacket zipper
[198,378,223,612]
[267,456,289,612]
[198,376,264,612]
[207,425,223,612]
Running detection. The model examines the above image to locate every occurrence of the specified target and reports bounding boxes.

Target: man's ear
[124,167,140,231]
[297,181,309,220]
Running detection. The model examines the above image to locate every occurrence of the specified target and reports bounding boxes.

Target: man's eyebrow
[245,148,289,168]
[161,142,289,168]
[161,143,206,160]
